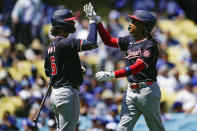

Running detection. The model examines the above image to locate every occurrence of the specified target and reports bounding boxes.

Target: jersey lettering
[118,36,158,82]
[125,49,141,59]
[50,56,57,75]
[48,46,56,54]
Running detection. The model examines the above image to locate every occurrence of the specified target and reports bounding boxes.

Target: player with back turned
[84,3,165,131]
[44,7,97,131]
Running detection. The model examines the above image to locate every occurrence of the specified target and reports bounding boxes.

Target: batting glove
[83,2,101,24]
[95,71,115,81]
[81,66,86,75]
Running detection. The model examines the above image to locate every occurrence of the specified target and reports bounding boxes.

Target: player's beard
[128,26,135,34]
[128,26,131,31]
[128,23,139,35]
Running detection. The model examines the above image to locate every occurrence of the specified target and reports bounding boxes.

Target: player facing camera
[83,2,165,131]
[128,10,156,33]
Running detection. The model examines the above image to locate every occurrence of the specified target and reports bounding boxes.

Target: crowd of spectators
[0,0,197,130]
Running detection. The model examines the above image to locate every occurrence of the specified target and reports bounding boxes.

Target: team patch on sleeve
[142,50,151,57]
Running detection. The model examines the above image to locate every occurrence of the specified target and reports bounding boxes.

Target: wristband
[124,66,132,76]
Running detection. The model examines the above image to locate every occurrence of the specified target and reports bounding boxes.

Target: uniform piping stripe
[59,122,68,131]
[79,40,83,51]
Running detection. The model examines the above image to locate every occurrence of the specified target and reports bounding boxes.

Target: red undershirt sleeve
[97,22,119,48]
[114,59,146,78]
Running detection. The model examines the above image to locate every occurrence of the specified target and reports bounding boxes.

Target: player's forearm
[87,22,97,44]
[80,22,98,51]
[114,59,146,78]
[95,59,146,81]
[97,22,119,48]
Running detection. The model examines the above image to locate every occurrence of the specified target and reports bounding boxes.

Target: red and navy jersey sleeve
[139,41,159,68]
[96,22,119,48]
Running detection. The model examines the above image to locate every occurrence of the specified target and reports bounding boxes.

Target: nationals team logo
[142,50,151,57]
[125,49,141,59]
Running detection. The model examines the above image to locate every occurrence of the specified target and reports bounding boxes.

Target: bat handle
[33,81,52,122]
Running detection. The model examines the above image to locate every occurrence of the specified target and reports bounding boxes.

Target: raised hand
[83,2,101,24]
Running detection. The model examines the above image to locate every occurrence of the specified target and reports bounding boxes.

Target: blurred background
[0,0,197,131]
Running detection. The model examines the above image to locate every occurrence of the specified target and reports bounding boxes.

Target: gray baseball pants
[117,82,165,131]
[50,85,80,131]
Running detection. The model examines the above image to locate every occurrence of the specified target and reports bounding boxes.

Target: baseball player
[44,8,97,131]
[84,3,165,131]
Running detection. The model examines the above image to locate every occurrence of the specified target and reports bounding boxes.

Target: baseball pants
[50,86,80,131]
[117,82,165,131]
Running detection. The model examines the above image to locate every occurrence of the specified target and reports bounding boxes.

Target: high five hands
[83,2,101,24]
[84,3,115,82]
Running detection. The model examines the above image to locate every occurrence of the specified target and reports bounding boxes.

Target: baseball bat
[33,80,52,122]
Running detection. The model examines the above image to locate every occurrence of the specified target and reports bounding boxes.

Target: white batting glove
[95,71,115,81]
[83,2,101,24]
[81,66,86,75]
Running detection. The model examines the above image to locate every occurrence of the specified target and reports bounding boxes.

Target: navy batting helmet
[128,10,156,32]
[51,9,77,33]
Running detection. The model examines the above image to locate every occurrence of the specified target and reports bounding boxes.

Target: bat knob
[33,119,38,123]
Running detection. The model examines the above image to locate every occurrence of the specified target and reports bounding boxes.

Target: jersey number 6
[50,56,57,75]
